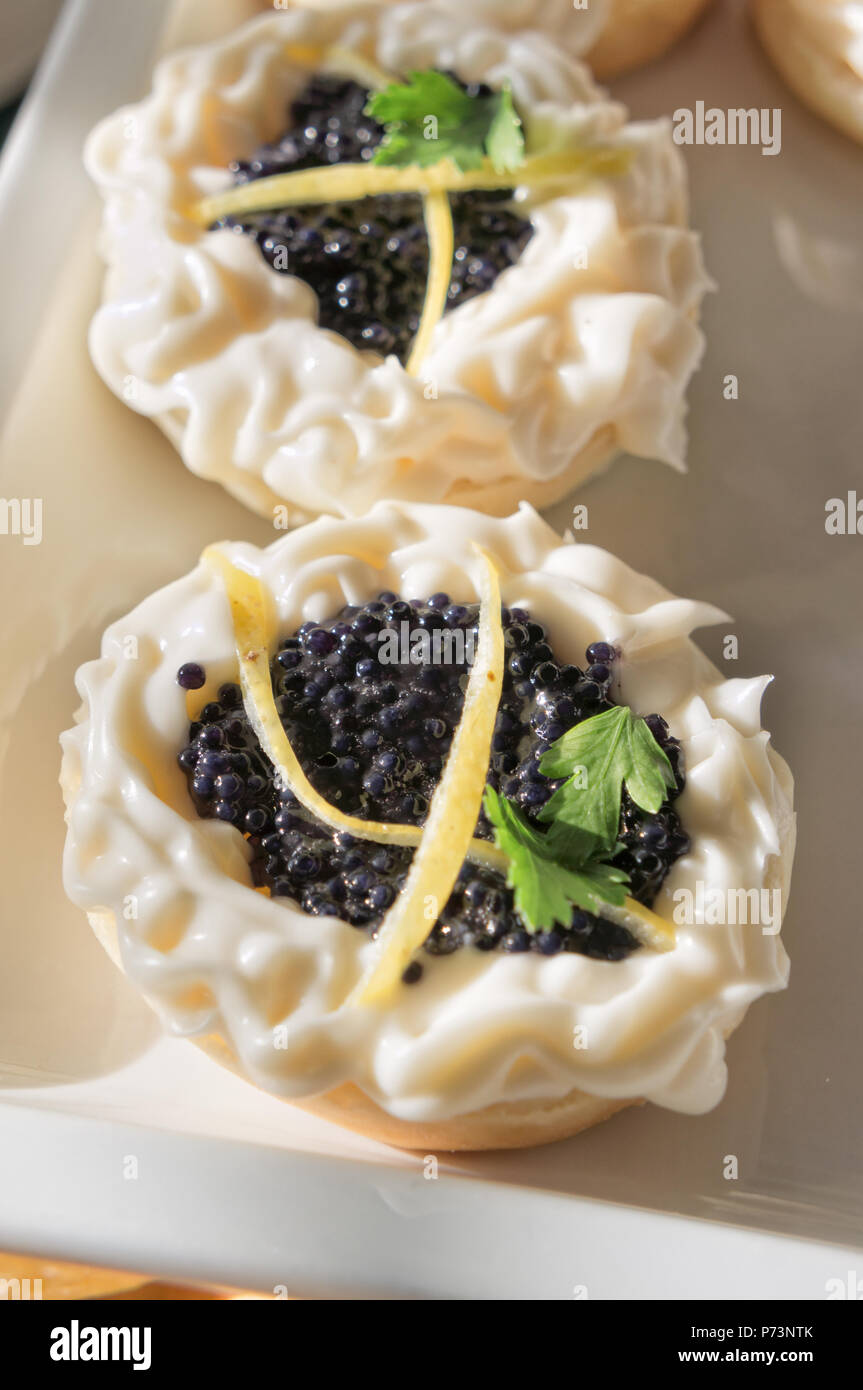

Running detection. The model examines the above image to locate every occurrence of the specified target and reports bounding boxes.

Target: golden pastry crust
[195,1035,638,1150]
[587,0,714,80]
[753,0,863,146]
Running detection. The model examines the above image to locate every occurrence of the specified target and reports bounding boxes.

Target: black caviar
[177,662,206,691]
[178,596,689,963]
[214,74,534,363]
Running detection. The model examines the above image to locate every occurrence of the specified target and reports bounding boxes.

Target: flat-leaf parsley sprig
[484,788,628,932]
[484,705,678,938]
[365,70,525,173]
[537,705,676,852]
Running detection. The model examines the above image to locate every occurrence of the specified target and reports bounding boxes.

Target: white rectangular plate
[0,0,860,1298]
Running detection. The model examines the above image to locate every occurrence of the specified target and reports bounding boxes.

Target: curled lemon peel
[405,190,454,375]
[282,43,396,92]
[322,45,397,92]
[203,546,503,869]
[601,898,675,953]
[347,545,505,1005]
[190,148,631,226]
[282,42,326,69]
[203,547,675,961]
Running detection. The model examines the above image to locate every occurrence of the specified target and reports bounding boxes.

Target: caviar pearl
[586,641,617,665]
[177,662,206,690]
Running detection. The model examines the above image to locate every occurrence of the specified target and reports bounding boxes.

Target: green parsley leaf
[485,84,524,175]
[365,69,525,174]
[483,788,628,933]
[537,706,676,852]
[366,69,470,129]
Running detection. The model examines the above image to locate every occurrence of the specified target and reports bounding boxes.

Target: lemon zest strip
[347,545,505,1005]
[191,148,631,226]
[405,190,454,375]
[601,898,675,953]
[282,43,396,92]
[321,45,397,92]
[203,546,503,868]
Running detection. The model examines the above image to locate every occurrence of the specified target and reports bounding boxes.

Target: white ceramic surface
[0,0,861,1297]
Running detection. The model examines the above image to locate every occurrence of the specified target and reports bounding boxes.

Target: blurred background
[0,0,63,138]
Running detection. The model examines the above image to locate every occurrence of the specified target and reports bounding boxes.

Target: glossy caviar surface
[215,75,534,363]
[178,595,690,965]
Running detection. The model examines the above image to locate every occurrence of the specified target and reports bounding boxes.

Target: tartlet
[61,503,795,1150]
[753,0,863,146]
[374,0,715,81]
[585,0,714,79]
[84,1,710,526]
[257,0,715,82]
